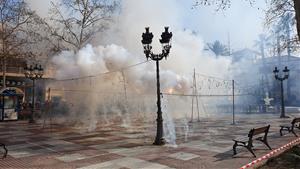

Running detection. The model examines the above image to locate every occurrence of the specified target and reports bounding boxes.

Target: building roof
[231,48,261,63]
[261,55,300,64]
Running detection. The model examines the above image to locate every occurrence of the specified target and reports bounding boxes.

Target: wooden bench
[280,117,300,137]
[233,125,272,157]
[0,143,7,158]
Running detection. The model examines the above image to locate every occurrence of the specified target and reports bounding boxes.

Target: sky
[177,0,267,50]
[25,0,267,50]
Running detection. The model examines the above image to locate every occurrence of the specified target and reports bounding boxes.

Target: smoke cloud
[48,0,231,133]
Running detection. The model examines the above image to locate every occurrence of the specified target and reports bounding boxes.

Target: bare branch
[47,0,119,51]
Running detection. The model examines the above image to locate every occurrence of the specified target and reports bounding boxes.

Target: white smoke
[52,43,191,94]
[49,0,232,135]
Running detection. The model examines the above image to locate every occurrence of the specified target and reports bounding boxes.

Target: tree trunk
[2,57,6,89]
[286,14,291,103]
[294,0,300,40]
[1,42,6,89]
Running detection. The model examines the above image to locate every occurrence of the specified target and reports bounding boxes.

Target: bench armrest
[280,125,291,129]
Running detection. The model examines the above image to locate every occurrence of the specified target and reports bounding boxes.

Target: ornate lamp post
[141,27,172,145]
[273,66,289,118]
[24,63,44,123]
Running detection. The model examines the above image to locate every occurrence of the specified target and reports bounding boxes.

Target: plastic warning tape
[240,137,300,169]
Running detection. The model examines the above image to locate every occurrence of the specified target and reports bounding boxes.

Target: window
[4,96,17,109]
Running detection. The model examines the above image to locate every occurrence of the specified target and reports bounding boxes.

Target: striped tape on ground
[240,137,300,169]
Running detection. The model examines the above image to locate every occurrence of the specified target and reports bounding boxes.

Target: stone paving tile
[173,147,214,157]
[6,143,33,151]
[67,153,124,169]
[168,152,200,161]
[118,143,144,148]
[63,134,109,142]
[0,155,73,169]
[56,153,90,162]
[9,148,54,159]
[89,140,131,150]
[78,157,174,169]
[0,113,299,168]
[149,156,212,169]
[8,149,40,158]
[181,140,233,153]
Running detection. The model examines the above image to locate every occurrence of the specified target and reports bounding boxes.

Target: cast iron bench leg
[280,127,283,136]
[257,138,272,150]
[263,140,272,150]
[3,145,7,158]
[280,126,290,136]
[233,141,238,155]
[0,143,7,158]
[246,145,256,158]
[291,130,298,137]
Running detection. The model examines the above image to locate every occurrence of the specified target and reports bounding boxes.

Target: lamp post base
[280,115,290,118]
[153,138,166,145]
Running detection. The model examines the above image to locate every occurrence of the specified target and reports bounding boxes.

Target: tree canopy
[47,0,119,51]
[207,40,229,57]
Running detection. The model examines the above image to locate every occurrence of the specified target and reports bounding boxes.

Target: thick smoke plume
[48,0,231,132]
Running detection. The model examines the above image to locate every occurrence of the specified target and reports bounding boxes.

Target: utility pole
[232,80,235,125]
[1,42,6,89]
[1,55,5,89]
[43,88,52,129]
[190,68,200,122]
[121,70,128,101]
[276,33,282,67]
[228,33,235,124]
[286,13,292,101]
[259,35,268,113]
[120,70,131,128]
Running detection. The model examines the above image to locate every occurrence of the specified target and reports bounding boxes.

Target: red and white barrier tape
[240,137,300,169]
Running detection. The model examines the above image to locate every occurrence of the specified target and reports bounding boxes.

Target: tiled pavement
[0,113,299,169]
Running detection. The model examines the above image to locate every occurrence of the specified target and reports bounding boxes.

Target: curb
[240,137,300,169]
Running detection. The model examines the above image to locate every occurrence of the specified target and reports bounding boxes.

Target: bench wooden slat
[280,123,291,127]
[292,118,300,124]
[280,117,300,137]
[233,125,271,157]
[252,126,269,135]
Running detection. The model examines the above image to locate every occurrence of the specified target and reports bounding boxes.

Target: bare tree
[265,0,295,25]
[0,0,47,88]
[264,0,300,41]
[254,34,272,105]
[293,0,300,40]
[265,0,299,52]
[48,0,119,51]
[194,0,300,41]
[193,0,256,11]
[193,0,231,11]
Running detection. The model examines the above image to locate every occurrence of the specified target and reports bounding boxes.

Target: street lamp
[141,27,172,145]
[24,63,44,123]
[273,66,289,118]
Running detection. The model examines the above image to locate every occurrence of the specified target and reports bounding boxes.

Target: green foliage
[206,40,229,57]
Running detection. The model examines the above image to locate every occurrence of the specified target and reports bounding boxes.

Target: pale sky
[177,0,267,50]
[26,0,267,50]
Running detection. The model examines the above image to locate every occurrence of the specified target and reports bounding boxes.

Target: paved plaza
[0,113,300,169]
